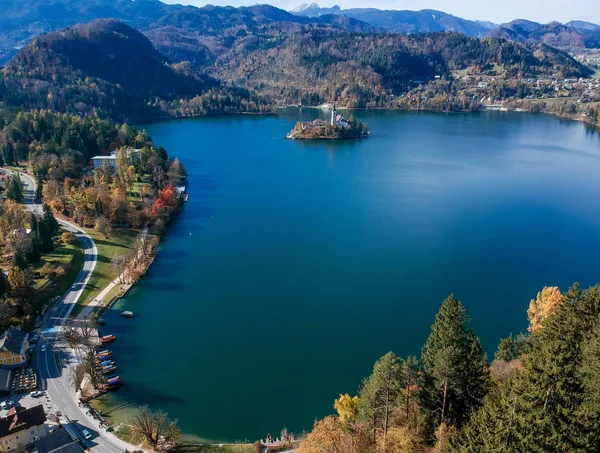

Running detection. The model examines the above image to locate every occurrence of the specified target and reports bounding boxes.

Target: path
[6,169,140,453]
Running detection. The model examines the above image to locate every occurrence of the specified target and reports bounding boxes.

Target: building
[91,148,142,170]
[0,327,29,368]
[330,104,349,128]
[33,428,83,453]
[91,155,117,169]
[0,405,47,452]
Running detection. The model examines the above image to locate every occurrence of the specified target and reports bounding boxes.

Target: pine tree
[42,203,59,238]
[421,295,490,430]
[358,352,402,441]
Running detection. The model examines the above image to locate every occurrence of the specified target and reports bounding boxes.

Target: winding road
[7,170,133,453]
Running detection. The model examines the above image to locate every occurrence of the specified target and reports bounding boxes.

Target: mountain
[144,4,376,69]
[0,0,375,66]
[488,20,600,50]
[291,5,496,36]
[0,19,212,121]
[207,29,590,108]
[291,3,341,17]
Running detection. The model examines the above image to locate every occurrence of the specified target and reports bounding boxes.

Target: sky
[161,0,600,25]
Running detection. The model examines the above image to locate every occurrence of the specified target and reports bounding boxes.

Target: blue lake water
[99,109,600,442]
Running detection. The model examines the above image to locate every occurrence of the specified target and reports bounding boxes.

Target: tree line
[298,284,600,452]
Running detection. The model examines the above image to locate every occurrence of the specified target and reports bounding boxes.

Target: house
[0,405,47,452]
[33,428,83,453]
[0,327,29,368]
[91,148,142,170]
[91,155,117,169]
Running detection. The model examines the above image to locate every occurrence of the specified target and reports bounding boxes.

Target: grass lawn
[592,69,600,80]
[71,228,138,317]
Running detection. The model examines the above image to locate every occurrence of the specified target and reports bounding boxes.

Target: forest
[296,285,600,452]
[0,108,186,327]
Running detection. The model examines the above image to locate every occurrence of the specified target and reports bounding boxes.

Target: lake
[97,109,600,442]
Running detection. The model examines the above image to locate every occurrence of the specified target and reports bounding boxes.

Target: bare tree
[131,406,180,451]
[61,324,81,349]
[84,352,104,389]
[71,363,86,392]
[111,253,128,284]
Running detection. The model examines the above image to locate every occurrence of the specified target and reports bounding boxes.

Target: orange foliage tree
[527,286,562,332]
[151,184,178,218]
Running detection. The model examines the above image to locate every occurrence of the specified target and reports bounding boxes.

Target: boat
[97,353,112,360]
[100,360,114,367]
[102,366,117,374]
[106,376,122,389]
[97,350,111,355]
[97,318,106,325]
[120,311,134,318]
[101,334,116,344]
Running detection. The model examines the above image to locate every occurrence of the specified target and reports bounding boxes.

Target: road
[7,170,132,453]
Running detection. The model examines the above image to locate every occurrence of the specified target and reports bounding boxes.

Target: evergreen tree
[42,203,59,238]
[4,173,24,202]
[358,352,402,441]
[0,272,8,299]
[28,215,43,262]
[494,333,529,362]
[35,174,43,203]
[421,295,490,430]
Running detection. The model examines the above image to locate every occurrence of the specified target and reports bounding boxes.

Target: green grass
[71,228,138,317]
[24,238,84,330]
[593,69,600,80]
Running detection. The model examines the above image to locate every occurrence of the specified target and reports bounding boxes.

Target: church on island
[286,104,369,141]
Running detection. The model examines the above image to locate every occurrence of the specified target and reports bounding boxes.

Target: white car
[30,390,43,398]
[0,401,8,410]
[71,284,77,290]
[82,429,92,440]
[40,344,47,352]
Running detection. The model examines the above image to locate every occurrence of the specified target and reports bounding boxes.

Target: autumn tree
[527,286,562,332]
[421,295,489,431]
[151,184,178,218]
[131,406,181,451]
[7,266,33,313]
[334,394,360,423]
[95,216,111,238]
[297,417,352,453]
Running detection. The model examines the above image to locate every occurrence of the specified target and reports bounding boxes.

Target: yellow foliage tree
[297,417,352,453]
[334,394,360,423]
[527,286,562,332]
[376,426,420,453]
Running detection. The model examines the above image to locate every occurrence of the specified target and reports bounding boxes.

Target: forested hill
[208,30,591,107]
[488,21,600,50]
[0,19,214,121]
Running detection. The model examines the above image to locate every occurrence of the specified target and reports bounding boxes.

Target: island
[286,105,370,140]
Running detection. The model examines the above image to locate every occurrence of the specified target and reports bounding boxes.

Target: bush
[61,232,76,244]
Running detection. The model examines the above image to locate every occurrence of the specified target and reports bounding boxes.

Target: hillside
[488,21,600,50]
[291,4,495,36]
[0,19,212,121]
[208,30,591,107]
[0,0,375,66]
[144,4,376,68]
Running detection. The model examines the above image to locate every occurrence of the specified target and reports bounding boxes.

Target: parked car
[0,401,8,410]
[30,390,43,398]
[82,429,92,440]
[7,401,15,408]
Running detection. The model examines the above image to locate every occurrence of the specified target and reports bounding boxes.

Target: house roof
[91,156,116,160]
[0,405,46,438]
[34,428,83,453]
[0,327,28,356]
